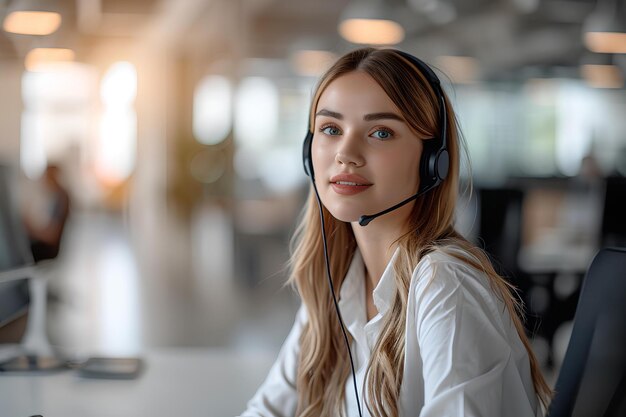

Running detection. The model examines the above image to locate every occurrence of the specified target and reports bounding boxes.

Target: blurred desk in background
[518,241,598,275]
[0,347,275,417]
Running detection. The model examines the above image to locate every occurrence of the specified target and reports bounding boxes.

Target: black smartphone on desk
[77,357,144,379]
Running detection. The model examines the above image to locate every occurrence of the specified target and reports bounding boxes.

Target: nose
[335,132,365,167]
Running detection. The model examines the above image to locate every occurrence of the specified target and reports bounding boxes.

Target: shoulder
[412,246,488,293]
[409,246,505,323]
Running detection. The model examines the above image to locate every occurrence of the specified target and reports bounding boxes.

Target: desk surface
[0,347,276,417]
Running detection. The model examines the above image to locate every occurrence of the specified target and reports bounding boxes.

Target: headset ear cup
[419,137,437,190]
[436,149,449,181]
[419,136,449,191]
[302,131,314,179]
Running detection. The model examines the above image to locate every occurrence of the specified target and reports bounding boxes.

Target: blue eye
[321,126,341,136]
[371,129,393,140]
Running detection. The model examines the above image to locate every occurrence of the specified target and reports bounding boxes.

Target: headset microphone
[358,184,435,226]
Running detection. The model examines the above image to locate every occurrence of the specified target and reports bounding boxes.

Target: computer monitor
[0,164,33,340]
[477,186,524,275]
[0,164,34,272]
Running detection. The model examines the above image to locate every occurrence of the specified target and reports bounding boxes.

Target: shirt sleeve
[414,259,521,417]
[239,305,307,417]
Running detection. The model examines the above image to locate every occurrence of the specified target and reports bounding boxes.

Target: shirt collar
[338,249,365,327]
[372,247,399,315]
[338,247,399,320]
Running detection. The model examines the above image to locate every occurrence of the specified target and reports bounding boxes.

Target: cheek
[311,136,331,173]
[379,150,421,189]
[401,144,423,189]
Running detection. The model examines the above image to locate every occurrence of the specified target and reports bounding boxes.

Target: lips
[329,173,372,195]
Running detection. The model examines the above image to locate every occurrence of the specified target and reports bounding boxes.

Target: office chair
[547,247,626,417]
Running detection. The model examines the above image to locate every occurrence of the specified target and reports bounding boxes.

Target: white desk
[0,348,276,417]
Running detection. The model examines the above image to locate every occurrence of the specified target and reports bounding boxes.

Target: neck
[351,213,407,291]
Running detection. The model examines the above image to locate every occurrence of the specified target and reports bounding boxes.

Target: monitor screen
[0,164,33,336]
[0,164,34,272]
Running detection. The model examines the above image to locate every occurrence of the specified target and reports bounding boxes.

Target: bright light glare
[339,19,405,45]
[100,62,137,105]
[96,62,137,185]
[22,63,93,105]
[96,109,136,185]
[20,112,47,179]
[193,75,232,145]
[20,64,95,179]
[3,11,61,35]
[234,77,279,149]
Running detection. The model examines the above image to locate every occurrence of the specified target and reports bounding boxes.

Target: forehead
[316,71,400,115]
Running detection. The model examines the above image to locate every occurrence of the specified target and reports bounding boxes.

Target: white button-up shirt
[241,247,543,417]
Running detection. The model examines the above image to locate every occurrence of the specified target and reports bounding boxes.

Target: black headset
[302,50,449,196]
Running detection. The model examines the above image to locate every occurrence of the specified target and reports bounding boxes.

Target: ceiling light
[580,64,624,88]
[3,11,61,35]
[583,0,626,53]
[584,32,626,54]
[25,48,75,71]
[339,19,405,45]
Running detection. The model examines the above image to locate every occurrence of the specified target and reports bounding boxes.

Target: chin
[329,212,360,223]
[323,203,367,223]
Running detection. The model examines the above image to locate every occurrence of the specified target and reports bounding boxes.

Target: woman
[240,47,552,417]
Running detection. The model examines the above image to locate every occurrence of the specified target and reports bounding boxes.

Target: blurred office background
[1,0,626,386]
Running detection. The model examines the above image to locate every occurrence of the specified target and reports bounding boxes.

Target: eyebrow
[364,112,404,122]
[315,108,404,122]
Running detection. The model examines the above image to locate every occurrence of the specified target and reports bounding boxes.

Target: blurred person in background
[22,164,71,263]
[241,48,552,417]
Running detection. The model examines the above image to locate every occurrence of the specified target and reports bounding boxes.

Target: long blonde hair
[288,47,552,417]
